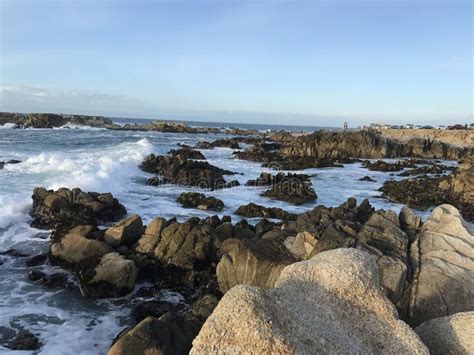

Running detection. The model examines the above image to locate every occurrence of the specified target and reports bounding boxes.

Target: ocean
[0,122,443,353]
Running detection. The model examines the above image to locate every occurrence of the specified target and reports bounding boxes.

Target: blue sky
[0,0,472,126]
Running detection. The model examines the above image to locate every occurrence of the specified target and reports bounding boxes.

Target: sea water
[0,123,449,354]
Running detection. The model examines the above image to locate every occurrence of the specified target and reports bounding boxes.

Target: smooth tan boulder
[50,226,113,266]
[192,248,428,354]
[415,312,474,355]
[405,204,474,326]
[104,214,143,247]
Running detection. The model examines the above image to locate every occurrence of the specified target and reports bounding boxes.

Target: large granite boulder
[403,205,474,326]
[415,312,474,355]
[30,187,126,229]
[191,248,428,354]
[216,238,298,293]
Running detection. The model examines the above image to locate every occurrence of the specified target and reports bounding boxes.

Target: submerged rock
[191,248,428,354]
[28,270,72,289]
[30,187,126,229]
[0,159,21,169]
[359,175,376,182]
[176,192,224,211]
[6,330,41,351]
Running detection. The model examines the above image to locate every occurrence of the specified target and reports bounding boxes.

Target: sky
[0,0,472,127]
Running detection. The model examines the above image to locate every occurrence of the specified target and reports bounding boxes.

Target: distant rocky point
[0,112,113,128]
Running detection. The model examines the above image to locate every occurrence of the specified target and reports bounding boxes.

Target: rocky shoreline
[6,186,473,353]
[1,116,473,353]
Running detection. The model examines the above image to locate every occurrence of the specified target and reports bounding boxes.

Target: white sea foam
[54,124,107,131]
[0,123,15,129]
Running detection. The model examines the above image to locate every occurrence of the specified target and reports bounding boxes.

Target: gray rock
[104,215,143,247]
[416,312,474,355]
[404,204,474,326]
[216,237,300,293]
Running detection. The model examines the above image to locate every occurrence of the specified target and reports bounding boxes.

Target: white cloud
[0,84,146,116]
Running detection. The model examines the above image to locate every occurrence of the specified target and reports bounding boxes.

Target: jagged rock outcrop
[0,112,112,128]
[261,173,317,205]
[438,158,473,219]
[30,187,126,229]
[415,312,474,355]
[235,203,296,221]
[277,130,471,160]
[191,248,428,354]
[176,192,224,211]
[107,314,201,355]
[140,153,237,189]
[168,147,205,160]
[399,163,453,176]
[402,205,474,326]
[196,138,241,149]
[380,159,473,221]
[78,252,137,298]
[49,224,138,298]
[108,294,218,355]
[216,238,298,293]
[356,210,410,303]
[362,159,416,172]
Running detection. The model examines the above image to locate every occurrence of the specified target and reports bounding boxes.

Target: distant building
[343,122,348,131]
